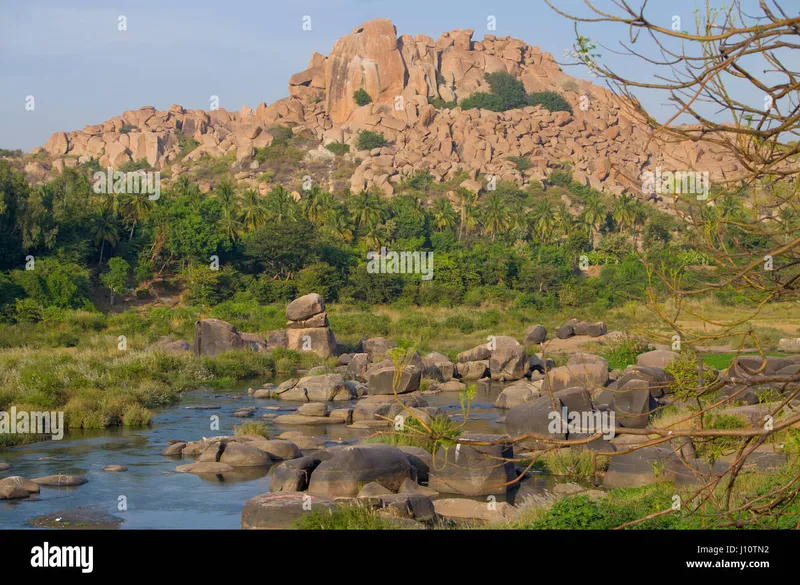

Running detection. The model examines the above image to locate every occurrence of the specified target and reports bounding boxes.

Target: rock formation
[28,18,747,204]
[285,293,337,358]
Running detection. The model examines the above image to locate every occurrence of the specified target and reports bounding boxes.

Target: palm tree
[321,207,354,243]
[365,221,394,249]
[612,193,636,234]
[300,187,324,223]
[456,188,476,241]
[265,185,297,222]
[719,193,744,219]
[479,192,510,241]
[172,176,191,198]
[214,181,237,211]
[581,193,605,246]
[348,190,383,231]
[430,197,458,232]
[219,203,243,243]
[556,202,573,237]
[631,198,648,249]
[91,209,120,265]
[508,199,531,238]
[531,199,556,243]
[119,192,155,240]
[241,189,268,231]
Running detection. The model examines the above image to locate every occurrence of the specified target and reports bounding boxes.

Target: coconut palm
[172,176,191,197]
[300,186,325,223]
[214,181,237,211]
[508,199,530,236]
[119,192,154,240]
[219,203,243,243]
[430,197,458,232]
[365,221,394,249]
[479,191,511,241]
[241,189,268,231]
[348,190,383,231]
[531,199,556,242]
[91,209,120,265]
[556,201,573,237]
[581,193,605,245]
[612,193,636,234]
[321,206,354,243]
[265,185,297,222]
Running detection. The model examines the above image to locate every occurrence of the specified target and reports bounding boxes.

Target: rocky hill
[28,18,743,201]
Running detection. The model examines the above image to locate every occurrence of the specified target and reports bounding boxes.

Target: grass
[364,414,462,454]
[234,421,270,438]
[0,346,277,447]
[701,351,789,370]
[502,455,800,529]
[293,504,400,530]
[522,448,610,480]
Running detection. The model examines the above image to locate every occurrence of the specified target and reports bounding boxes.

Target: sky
[1,0,791,151]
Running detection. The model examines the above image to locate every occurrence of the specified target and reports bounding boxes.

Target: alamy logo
[641,167,709,200]
[366,247,434,281]
[31,543,93,573]
[93,167,160,200]
[0,407,64,440]
[548,407,616,440]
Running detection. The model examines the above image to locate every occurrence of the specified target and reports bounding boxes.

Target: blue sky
[1,0,787,150]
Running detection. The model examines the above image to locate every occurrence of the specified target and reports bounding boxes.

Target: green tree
[100,257,130,307]
[527,91,574,114]
[241,189,268,231]
[90,209,120,265]
[484,71,528,110]
[531,199,556,242]
[356,130,389,150]
[353,88,372,106]
[479,192,511,242]
[348,190,383,231]
[460,92,505,112]
[119,192,154,240]
[431,197,458,232]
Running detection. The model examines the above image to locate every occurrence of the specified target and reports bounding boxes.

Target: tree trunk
[98,241,105,265]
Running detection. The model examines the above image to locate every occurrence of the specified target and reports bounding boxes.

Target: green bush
[547,170,573,187]
[177,134,200,154]
[600,336,651,370]
[527,91,573,114]
[484,71,528,110]
[356,130,389,151]
[353,88,372,107]
[460,92,505,112]
[427,97,457,109]
[507,156,532,172]
[325,142,350,156]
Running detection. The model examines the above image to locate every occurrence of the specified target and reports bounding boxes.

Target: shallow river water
[0,380,550,529]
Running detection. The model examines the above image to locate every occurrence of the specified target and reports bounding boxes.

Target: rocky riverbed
[3,293,797,529]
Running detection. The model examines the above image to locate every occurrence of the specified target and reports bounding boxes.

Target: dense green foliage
[356,130,389,150]
[325,142,350,156]
[0,152,756,322]
[527,91,574,114]
[460,72,573,115]
[353,88,372,107]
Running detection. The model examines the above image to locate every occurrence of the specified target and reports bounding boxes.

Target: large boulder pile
[31,19,747,201]
[285,294,337,358]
